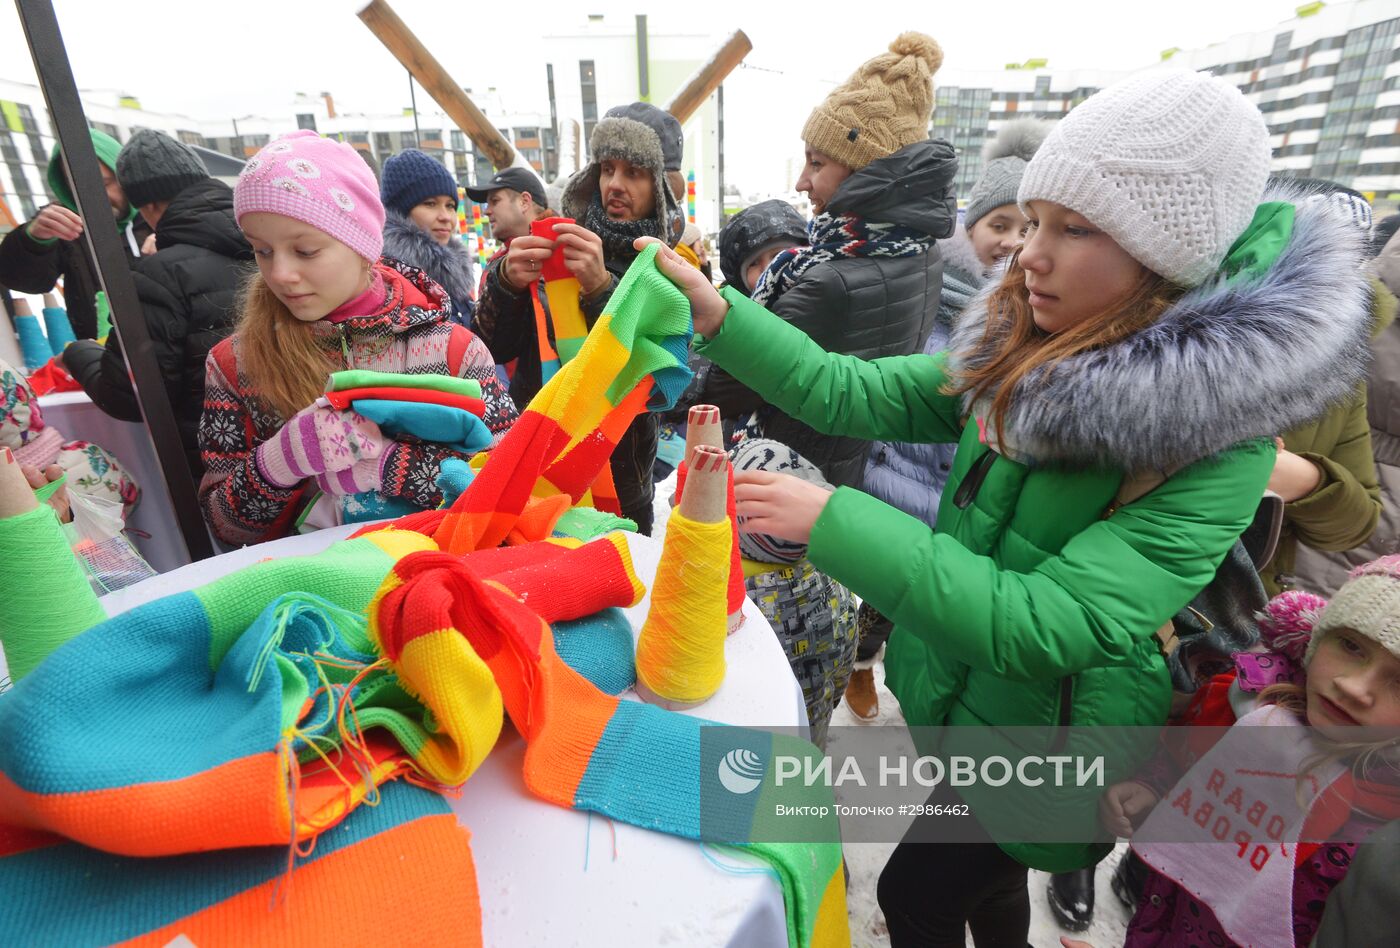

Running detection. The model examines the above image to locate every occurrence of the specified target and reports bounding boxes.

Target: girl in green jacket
[643,70,1373,946]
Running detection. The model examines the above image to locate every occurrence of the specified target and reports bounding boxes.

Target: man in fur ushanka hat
[561,102,688,263]
[474,102,688,534]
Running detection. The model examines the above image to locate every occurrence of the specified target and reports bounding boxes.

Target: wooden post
[664,31,753,124]
[357,0,522,171]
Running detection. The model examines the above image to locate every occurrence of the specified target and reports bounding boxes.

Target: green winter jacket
[696,190,1375,871]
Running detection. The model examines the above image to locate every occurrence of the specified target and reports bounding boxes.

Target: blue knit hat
[380,149,459,217]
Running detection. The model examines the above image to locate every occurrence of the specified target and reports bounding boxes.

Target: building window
[296,113,317,131]
[375,132,393,156]
[581,59,598,145]
[177,129,204,146]
[451,130,466,152]
[400,131,418,150]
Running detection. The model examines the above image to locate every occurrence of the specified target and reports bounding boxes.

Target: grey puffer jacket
[698,139,957,488]
[381,211,475,327]
[863,222,985,525]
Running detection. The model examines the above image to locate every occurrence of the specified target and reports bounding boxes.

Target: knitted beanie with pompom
[1307,554,1400,665]
[801,32,942,171]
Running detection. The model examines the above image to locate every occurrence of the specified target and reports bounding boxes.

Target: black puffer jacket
[699,139,957,488]
[62,178,251,475]
[0,215,150,341]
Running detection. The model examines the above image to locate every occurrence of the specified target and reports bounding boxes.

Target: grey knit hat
[964,119,1050,231]
[115,129,208,208]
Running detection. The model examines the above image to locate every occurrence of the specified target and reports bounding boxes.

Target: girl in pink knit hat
[1088,557,1400,948]
[198,130,517,546]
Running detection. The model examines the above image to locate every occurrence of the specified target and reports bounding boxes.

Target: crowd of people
[3,26,1399,948]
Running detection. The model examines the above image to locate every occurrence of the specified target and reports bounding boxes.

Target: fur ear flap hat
[560,102,685,248]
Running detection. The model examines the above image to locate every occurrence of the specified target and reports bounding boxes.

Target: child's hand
[23,464,71,523]
[733,469,833,546]
[636,236,729,337]
[1099,781,1159,838]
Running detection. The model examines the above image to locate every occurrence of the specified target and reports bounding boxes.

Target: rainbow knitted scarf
[0,245,847,948]
[529,216,590,382]
[381,241,692,548]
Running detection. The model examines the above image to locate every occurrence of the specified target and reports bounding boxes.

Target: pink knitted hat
[1307,554,1400,664]
[233,130,384,261]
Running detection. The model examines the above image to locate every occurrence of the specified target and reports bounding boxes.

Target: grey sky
[2,0,1307,193]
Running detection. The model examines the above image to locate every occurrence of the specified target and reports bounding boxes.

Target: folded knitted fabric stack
[320,370,493,523]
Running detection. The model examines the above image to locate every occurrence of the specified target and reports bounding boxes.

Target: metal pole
[636,15,649,103]
[717,83,726,231]
[13,0,212,562]
[408,69,421,147]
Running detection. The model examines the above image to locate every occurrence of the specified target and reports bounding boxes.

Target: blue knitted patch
[551,608,636,695]
[0,592,285,792]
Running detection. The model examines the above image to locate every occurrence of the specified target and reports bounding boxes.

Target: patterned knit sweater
[199,259,517,546]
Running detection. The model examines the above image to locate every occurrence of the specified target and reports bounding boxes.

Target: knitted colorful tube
[487,533,645,623]
[530,216,590,383]
[423,243,692,554]
[366,547,849,948]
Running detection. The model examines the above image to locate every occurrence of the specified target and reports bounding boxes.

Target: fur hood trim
[381,211,474,309]
[939,220,989,286]
[948,185,1372,471]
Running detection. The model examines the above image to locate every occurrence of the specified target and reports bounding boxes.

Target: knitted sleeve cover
[197,346,307,546]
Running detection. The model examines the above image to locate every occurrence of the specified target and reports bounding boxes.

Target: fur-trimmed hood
[380,211,475,312]
[561,116,685,247]
[948,186,1373,471]
[939,219,989,287]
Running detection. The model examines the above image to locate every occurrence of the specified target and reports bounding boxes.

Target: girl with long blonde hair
[643,69,1373,945]
[198,131,515,546]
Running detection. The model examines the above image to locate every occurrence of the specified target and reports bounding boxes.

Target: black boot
[1047,867,1095,932]
[1111,850,1150,911]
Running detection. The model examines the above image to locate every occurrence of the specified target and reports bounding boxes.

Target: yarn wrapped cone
[677,405,746,632]
[636,444,732,709]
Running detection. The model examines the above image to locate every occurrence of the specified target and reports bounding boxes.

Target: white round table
[94,524,809,948]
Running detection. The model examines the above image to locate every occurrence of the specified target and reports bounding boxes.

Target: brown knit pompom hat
[801,32,943,171]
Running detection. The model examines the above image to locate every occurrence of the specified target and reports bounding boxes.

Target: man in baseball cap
[467,166,550,246]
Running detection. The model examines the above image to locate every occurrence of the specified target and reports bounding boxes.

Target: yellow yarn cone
[635,444,732,709]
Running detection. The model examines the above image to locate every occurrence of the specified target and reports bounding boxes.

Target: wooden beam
[357,0,519,170]
[665,31,753,124]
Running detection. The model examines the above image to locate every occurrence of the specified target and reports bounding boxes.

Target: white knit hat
[1018,70,1272,288]
[1307,554,1400,666]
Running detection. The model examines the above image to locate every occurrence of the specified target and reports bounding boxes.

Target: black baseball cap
[465,166,547,206]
